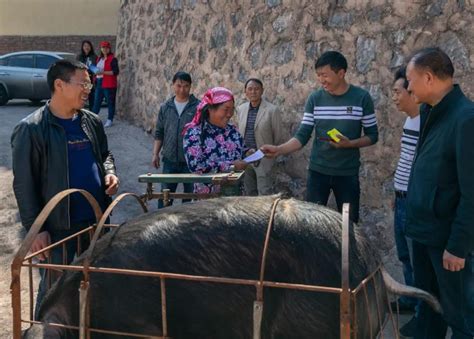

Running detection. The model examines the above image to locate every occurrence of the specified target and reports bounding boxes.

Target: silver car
[0,51,76,105]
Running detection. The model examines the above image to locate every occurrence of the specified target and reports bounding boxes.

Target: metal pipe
[24,227,94,261]
[340,204,351,339]
[28,259,34,321]
[24,262,344,294]
[11,266,22,338]
[22,319,170,338]
[160,278,168,337]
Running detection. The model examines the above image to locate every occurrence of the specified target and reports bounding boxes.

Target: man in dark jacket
[152,71,199,208]
[11,59,119,318]
[406,47,474,338]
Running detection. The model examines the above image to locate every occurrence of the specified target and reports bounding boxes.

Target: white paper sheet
[243,150,265,163]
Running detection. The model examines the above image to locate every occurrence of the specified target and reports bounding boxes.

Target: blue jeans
[34,222,92,320]
[92,78,116,121]
[158,160,194,209]
[306,169,360,223]
[412,241,474,339]
[394,194,418,307]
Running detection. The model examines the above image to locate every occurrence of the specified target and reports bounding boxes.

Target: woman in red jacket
[92,41,119,127]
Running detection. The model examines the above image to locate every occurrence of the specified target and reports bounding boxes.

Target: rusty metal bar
[257,198,281,301]
[351,294,358,338]
[352,265,383,294]
[75,192,149,338]
[11,189,103,339]
[81,193,148,281]
[340,203,351,339]
[254,198,281,339]
[79,281,89,339]
[22,319,170,338]
[24,226,94,261]
[23,262,344,294]
[11,268,21,338]
[28,258,33,321]
[160,278,168,337]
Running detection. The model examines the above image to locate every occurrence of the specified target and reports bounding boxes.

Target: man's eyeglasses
[68,81,93,91]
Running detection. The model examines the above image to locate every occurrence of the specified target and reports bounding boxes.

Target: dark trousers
[306,169,360,223]
[92,78,116,121]
[412,241,474,339]
[34,221,93,320]
[158,160,194,209]
[394,194,418,307]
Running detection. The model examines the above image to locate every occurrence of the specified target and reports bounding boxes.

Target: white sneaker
[104,119,113,128]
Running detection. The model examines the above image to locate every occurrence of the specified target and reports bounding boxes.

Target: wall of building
[0,0,120,54]
[115,0,474,266]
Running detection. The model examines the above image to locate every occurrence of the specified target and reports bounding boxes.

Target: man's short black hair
[314,51,348,72]
[410,47,454,80]
[244,78,263,89]
[173,71,192,84]
[394,66,409,89]
[47,59,87,93]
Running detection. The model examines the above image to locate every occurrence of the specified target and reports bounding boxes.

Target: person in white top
[391,66,420,336]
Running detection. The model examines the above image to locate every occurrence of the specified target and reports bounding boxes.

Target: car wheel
[0,86,8,106]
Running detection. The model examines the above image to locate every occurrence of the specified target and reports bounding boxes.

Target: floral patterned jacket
[183,121,244,193]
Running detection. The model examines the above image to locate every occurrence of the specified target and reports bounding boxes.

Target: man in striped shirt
[391,66,420,335]
[261,51,378,222]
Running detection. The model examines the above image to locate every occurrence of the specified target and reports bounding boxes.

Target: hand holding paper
[243,149,265,163]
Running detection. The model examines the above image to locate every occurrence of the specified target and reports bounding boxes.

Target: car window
[35,55,58,69]
[8,55,34,68]
[0,57,9,66]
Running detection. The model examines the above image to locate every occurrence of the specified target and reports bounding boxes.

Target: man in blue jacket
[406,47,474,338]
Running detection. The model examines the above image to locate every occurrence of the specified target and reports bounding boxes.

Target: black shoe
[399,315,417,337]
[391,299,415,313]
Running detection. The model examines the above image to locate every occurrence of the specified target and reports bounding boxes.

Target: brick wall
[0,35,116,56]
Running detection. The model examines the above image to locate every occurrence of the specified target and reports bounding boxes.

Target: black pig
[24,196,440,338]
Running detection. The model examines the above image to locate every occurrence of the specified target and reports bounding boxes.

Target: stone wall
[116,0,474,268]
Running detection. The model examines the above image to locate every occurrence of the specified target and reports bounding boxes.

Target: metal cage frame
[11,189,400,339]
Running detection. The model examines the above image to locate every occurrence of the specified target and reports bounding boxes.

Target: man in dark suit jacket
[406,47,474,339]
